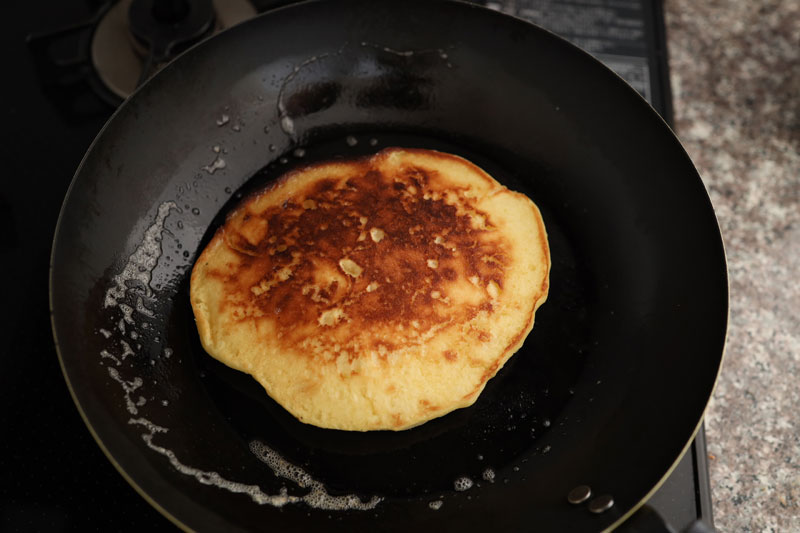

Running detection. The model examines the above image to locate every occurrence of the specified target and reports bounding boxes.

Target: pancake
[190,147,550,431]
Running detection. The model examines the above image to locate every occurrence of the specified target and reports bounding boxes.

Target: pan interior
[50,1,727,531]
[184,131,589,497]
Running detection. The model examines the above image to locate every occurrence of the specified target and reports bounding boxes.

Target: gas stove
[2,1,711,530]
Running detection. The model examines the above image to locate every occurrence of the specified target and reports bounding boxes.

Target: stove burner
[26,0,257,114]
[92,0,256,99]
[129,0,214,83]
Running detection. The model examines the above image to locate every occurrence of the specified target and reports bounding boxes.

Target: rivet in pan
[588,494,614,514]
[567,485,591,505]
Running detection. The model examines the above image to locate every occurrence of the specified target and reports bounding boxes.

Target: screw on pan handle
[618,505,716,533]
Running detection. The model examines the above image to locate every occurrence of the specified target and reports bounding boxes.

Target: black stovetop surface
[1,1,711,531]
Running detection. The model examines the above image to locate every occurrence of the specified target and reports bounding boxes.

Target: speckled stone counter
[664,0,799,530]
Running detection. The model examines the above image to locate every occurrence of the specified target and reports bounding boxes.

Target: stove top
[1,1,711,531]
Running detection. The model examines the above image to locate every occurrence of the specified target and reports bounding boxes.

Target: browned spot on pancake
[299,379,320,394]
[392,413,404,427]
[443,350,458,362]
[211,151,511,359]
[477,330,490,342]
[419,399,439,412]
[372,340,397,353]
[441,267,456,281]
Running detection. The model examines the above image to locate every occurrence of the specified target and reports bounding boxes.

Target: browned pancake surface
[191,148,549,430]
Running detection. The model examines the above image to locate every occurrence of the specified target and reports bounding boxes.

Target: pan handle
[619,505,716,533]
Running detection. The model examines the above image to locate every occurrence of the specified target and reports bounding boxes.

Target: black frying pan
[50,1,727,531]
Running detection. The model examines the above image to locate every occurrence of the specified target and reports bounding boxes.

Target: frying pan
[49,0,728,531]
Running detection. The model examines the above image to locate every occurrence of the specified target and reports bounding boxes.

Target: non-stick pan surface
[50,1,727,531]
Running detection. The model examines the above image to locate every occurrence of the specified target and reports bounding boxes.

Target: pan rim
[49,0,729,530]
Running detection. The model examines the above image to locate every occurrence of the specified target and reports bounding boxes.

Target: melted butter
[453,476,474,491]
[250,441,381,510]
[131,419,300,507]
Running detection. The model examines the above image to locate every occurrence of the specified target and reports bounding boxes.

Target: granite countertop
[664,0,799,530]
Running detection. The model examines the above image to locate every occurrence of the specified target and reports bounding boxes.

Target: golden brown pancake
[190,148,549,431]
